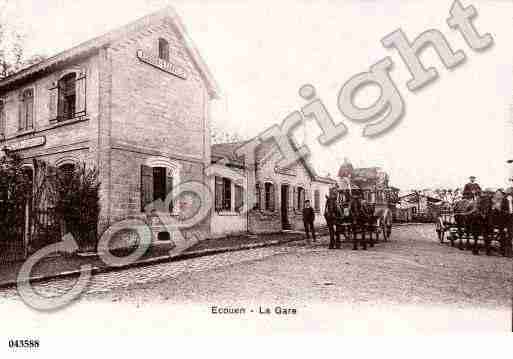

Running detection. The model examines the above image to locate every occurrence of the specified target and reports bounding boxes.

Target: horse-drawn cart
[433,191,513,256]
[325,185,394,250]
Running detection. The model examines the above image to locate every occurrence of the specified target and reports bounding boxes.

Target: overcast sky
[4,0,512,191]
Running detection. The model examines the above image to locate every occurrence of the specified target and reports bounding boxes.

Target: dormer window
[58,73,76,121]
[19,88,34,131]
[158,38,170,61]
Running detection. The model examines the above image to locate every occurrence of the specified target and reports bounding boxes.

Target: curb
[0,235,305,290]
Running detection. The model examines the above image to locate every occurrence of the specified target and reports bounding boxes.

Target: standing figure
[462,176,482,200]
[302,200,316,243]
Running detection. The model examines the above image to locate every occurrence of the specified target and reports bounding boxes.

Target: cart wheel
[436,217,445,243]
[386,224,392,240]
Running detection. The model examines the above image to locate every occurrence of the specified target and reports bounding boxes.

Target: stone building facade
[0,8,219,249]
[210,141,335,237]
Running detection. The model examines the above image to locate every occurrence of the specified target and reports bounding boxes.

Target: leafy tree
[52,163,101,251]
[0,2,46,78]
[0,151,33,259]
[211,124,245,144]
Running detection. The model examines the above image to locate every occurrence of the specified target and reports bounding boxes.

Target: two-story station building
[0,7,219,247]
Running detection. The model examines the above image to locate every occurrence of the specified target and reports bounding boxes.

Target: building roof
[211,140,328,182]
[211,141,245,165]
[0,6,220,98]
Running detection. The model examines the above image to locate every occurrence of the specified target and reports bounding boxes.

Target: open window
[50,70,86,123]
[141,165,174,213]
[58,73,76,121]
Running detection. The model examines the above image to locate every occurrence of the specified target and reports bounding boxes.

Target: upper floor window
[58,73,76,121]
[19,88,34,131]
[0,100,5,137]
[158,38,170,61]
[50,70,87,123]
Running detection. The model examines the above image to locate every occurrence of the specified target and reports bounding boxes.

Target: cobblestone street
[0,224,511,332]
[1,224,511,306]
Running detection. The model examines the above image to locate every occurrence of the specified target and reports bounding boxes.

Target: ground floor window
[264,182,275,211]
[314,190,320,212]
[255,182,261,210]
[297,187,305,211]
[141,165,174,212]
[235,184,243,212]
[215,176,232,211]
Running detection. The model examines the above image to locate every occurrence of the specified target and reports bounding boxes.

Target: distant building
[210,141,336,237]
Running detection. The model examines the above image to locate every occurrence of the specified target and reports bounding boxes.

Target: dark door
[281,185,289,228]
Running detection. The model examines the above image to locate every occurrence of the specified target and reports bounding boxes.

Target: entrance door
[281,185,289,229]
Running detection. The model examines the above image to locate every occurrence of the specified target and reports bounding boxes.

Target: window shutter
[140,165,153,212]
[0,102,4,136]
[235,185,243,212]
[215,176,224,211]
[48,83,59,123]
[18,93,25,130]
[293,186,297,211]
[314,190,320,211]
[166,169,174,213]
[75,73,86,116]
[26,94,34,129]
[269,183,275,212]
[288,185,293,210]
[255,182,261,210]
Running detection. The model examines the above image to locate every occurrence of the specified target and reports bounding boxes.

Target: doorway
[281,184,290,229]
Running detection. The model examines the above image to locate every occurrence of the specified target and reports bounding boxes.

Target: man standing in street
[303,200,316,243]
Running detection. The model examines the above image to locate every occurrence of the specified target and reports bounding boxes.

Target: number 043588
[8,339,40,349]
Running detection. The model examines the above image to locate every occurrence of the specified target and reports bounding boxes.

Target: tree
[0,2,46,78]
[211,124,245,144]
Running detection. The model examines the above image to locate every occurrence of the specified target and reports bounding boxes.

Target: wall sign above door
[6,136,46,151]
[136,50,187,80]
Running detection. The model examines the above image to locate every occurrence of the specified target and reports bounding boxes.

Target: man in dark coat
[302,200,316,242]
[463,176,482,200]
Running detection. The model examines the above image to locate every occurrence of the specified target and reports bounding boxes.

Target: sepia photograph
[0,0,511,351]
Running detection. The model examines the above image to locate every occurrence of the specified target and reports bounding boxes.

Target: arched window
[141,158,180,214]
[58,73,77,121]
[58,163,75,186]
[19,88,34,131]
[158,38,170,61]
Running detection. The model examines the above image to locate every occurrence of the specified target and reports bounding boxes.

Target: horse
[324,195,341,249]
[452,192,512,256]
[332,192,375,250]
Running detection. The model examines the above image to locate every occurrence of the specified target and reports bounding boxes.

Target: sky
[3,0,512,191]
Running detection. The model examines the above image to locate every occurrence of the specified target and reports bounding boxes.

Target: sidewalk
[0,231,310,289]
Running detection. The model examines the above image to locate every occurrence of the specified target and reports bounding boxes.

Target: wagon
[332,187,393,246]
[433,196,512,256]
